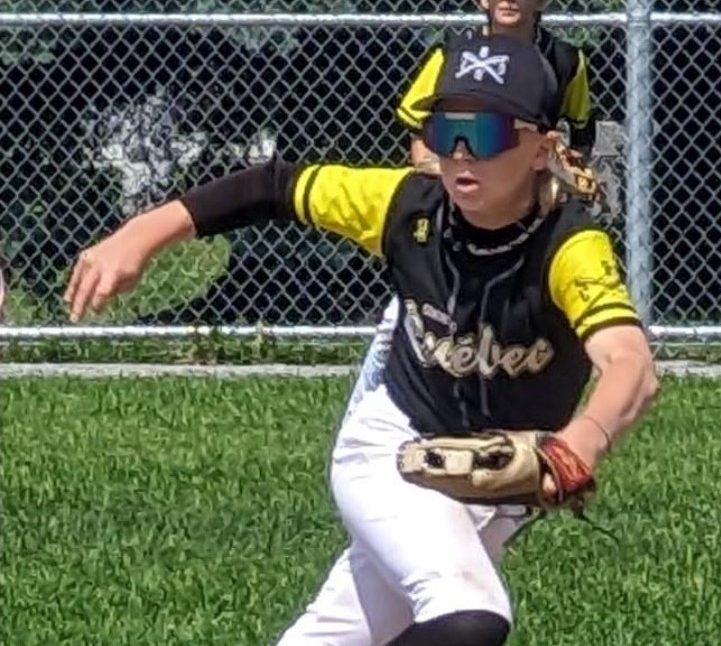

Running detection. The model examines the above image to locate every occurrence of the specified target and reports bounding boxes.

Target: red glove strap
[541,436,594,497]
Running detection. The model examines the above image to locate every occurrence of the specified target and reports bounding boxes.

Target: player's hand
[64,229,150,323]
[542,418,607,501]
[65,201,197,322]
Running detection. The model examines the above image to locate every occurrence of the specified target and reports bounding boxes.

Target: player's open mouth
[455,176,480,192]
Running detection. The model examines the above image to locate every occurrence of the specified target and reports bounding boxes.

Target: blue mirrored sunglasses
[422,112,534,159]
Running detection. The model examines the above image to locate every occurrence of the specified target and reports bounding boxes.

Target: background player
[398,0,595,171]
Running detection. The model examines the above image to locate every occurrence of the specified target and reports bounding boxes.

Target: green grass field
[4,237,231,325]
[3,375,721,645]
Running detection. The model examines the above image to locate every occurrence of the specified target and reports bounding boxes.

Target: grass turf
[4,237,231,326]
[2,375,721,644]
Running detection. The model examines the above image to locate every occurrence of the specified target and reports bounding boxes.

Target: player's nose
[451,140,473,161]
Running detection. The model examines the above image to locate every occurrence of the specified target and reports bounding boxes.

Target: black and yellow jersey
[182,158,639,434]
[397,27,594,152]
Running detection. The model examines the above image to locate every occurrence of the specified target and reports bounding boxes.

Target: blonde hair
[539,140,603,216]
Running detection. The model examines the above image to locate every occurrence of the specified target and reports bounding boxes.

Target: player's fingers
[64,251,93,306]
[90,274,122,315]
[69,265,101,323]
[90,288,111,315]
[63,258,84,305]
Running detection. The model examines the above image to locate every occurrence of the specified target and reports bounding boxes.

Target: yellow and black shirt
[182,158,639,435]
[397,27,595,152]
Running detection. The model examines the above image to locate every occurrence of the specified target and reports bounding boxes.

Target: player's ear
[477,0,490,11]
[531,132,557,172]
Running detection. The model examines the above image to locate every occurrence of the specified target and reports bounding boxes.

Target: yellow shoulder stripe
[293,164,414,257]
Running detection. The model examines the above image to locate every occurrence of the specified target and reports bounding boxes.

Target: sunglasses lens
[422,112,517,159]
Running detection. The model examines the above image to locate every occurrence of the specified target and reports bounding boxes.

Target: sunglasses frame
[422,111,540,160]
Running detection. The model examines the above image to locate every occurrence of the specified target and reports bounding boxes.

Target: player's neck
[460,193,535,231]
[488,21,537,42]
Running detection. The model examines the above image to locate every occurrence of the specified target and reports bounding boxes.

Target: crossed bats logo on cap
[455,46,510,84]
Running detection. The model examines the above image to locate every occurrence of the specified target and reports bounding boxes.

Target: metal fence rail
[0,6,720,347]
[3,12,721,26]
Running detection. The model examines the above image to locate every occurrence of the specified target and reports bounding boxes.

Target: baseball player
[344,0,595,425]
[65,34,657,646]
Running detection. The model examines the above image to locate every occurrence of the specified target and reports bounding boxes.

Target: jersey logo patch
[412,217,431,245]
[455,46,510,84]
[572,260,624,305]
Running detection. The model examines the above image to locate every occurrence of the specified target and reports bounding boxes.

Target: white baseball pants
[276,385,529,646]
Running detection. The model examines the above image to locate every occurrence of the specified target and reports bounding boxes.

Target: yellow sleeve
[292,165,414,256]
[548,229,640,341]
[562,51,592,127]
[396,48,445,133]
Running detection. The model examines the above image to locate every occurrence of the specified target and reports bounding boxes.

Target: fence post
[625,0,654,325]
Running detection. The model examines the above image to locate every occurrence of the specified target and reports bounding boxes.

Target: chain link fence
[0,3,720,352]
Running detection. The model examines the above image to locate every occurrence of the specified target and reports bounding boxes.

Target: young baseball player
[65,34,656,646]
[343,0,595,426]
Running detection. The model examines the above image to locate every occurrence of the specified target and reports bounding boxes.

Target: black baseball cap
[411,31,560,130]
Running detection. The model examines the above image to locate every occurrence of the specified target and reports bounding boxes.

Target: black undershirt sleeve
[179,157,301,238]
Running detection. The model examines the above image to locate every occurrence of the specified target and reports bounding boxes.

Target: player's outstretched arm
[65,158,299,322]
[64,158,307,322]
[65,158,413,322]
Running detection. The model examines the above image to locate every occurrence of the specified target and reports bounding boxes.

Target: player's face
[479,0,545,31]
[438,128,550,221]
